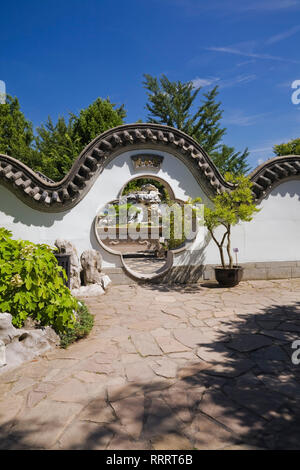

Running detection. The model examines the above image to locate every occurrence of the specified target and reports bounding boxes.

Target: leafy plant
[204,173,259,268]
[163,195,202,251]
[0,228,78,332]
[59,301,94,349]
[273,137,300,156]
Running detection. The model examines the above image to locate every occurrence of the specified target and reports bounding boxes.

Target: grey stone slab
[174,328,221,349]
[131,333,162,357]
[149,358,178,379]
[227,334,273,353]
[187,413,235,450]
[251,345,289,362]
[111,394,144,439]
[8,400,83,448]
[203,358,254,378]
[260,330,296,342]
[223,384,286,420]
[58,420,113,450]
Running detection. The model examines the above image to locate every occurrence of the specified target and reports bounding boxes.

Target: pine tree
[191,86,226,154]
[143,74,250,175]
[211,144,250,176]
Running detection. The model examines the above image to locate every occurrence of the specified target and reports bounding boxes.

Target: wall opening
[95,176,190,279]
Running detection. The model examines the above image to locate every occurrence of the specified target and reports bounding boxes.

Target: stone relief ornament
[131,154,164,170]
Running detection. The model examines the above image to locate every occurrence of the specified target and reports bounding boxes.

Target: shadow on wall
[268,179,300,201]
[0,186,67,228]
[151,231,211,284]
[0,299,300,449]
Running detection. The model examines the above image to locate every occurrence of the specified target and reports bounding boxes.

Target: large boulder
[80,249,103,285]
[54,239,81,289]
[0,340,6,367]
[71,284,105,297]
[0,313,60,373]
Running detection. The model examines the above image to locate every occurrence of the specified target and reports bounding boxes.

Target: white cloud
[191,74,256,91]
[224,110,269,126]
[240,0,300,11]
[170,0,300,14]
[250,146,274,154]
[266,25,300,45]
[206,46,300,64]
[191,77,220,88]
[219,74,257,89]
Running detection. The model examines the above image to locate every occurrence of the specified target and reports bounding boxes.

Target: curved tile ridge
[0,123,231,212]
[249,154,300,201]
[0,123,299,211]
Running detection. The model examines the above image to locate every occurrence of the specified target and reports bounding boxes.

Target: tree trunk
[219,246,225,268]
[226,226,233,268]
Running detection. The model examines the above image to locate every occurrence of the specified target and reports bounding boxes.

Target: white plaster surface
[1,149,300,269]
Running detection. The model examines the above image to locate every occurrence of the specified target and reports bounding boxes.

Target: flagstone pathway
[1,279,300,450]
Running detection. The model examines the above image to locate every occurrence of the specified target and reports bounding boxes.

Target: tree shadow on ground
[1,300,300,449]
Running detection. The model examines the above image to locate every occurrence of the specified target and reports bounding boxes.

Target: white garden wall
[1,122,300,283]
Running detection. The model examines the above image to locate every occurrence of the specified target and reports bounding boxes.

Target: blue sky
[1,0,300,170]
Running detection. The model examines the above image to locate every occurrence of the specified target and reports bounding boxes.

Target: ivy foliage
[204,173,259,268]
[0,228,78,332]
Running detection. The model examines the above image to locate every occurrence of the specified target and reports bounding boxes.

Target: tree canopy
[0,95,35,166]
[35,98,125,181]
[143,74,250,175]
[0,78,252,180]
[204,173,259,268]
[0,96,125,181]
[273,137,300,156]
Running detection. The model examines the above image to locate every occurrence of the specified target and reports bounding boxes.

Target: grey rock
[55,239,81,289]
[100,274,112,291]
[0,313,19,345]
[81,249,103,285]
[0,340,6,367]
[72,285,105,297]
[0,313,58,374]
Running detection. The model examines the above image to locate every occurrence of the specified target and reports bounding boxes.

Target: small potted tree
[204,173,259,287]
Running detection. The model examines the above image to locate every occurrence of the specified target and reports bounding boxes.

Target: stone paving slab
[1,279,300,449]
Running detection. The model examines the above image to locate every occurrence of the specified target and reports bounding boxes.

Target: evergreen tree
[0,95,35,165]
[0,96,126,181]
[143,74,250,175]
[70,97,125,147]
[35,116,81,181]
[35,98,126,181]
[211,144,250,176]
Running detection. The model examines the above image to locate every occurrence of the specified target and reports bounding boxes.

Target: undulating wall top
[0,123,299,211]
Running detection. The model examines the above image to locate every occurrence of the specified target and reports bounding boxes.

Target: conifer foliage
[143,74,250,175]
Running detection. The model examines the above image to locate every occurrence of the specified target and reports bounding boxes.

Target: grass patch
[59,301,94,349]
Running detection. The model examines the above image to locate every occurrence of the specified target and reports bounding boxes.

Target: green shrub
[204,173,259,268]
[0,227,78,332]
[59,301,94,349]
